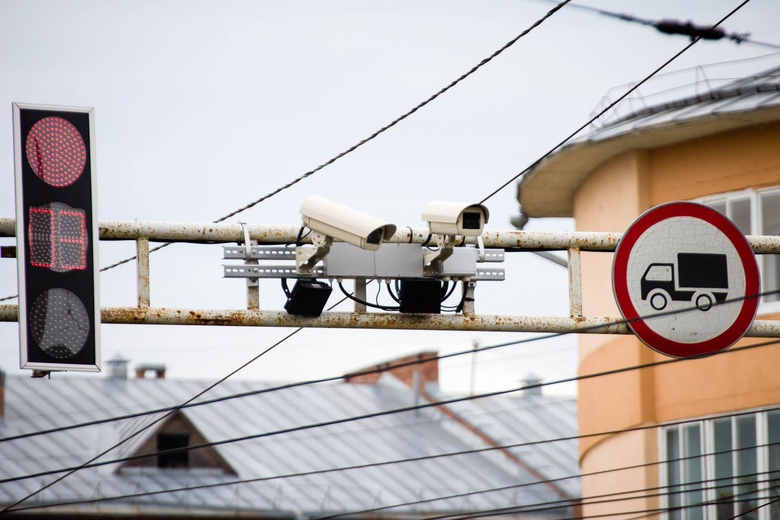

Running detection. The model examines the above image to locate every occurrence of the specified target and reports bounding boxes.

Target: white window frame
[659,408,780,520]
[697,187,780,315]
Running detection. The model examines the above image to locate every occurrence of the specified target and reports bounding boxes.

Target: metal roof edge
[518,105,780,218]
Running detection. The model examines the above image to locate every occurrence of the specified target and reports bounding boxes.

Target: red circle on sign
[613,202,759,358]
[25,116,87,187]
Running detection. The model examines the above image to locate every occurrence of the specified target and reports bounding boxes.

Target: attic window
[117,410,236,475]
[157,433,189,468]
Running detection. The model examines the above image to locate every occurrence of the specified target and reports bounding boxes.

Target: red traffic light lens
[28,202,88,272]
[25,116,86,187]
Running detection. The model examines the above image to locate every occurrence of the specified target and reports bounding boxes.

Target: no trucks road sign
[613,202,760,358]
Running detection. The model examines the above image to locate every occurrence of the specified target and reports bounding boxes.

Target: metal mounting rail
[222,244,507,281]
[1,218,780,335]
[224,265,325,279]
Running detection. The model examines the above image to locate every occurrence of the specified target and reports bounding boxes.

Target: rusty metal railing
[1,217,779,336]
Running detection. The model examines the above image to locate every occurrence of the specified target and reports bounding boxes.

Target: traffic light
[13,103,100,372]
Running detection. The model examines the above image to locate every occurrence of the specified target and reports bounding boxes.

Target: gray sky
[1,0,778,395]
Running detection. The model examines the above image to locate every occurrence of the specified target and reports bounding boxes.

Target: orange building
[518,62,780,519]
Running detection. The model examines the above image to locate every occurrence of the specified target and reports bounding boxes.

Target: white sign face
[613,202,759,358]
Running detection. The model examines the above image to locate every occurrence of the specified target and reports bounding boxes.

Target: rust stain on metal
[0,304,773,337]
[3,218,780,255]
[4,218,780,339]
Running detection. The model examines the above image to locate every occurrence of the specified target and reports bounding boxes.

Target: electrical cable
[337,280,400,311]
[388,470,779,520]
[6,288,777,512]
[98,242,171,273]
[11,430,780,516]
[0,1,771,515]
[3,335,780,489]
[211,0,573,224]
[421,493,758,520]
[294,226,310,247]
[6,368,780,511]
[0,0,772,496]
[0,0,573,305]
[529,0,780,50]
[2,286,778,446]
[0,290,354,515]
[3,298,777,506]
[388,280,402,304]
[281,277,292,298]
[506,485,778,520]
[478,0,754,204]
[441,284,468,312]
[344,278,467,312]
[319,469,780,520]
[733,495,780,520]
[440,280,458,302]
[374,279,383,307]
[100,222,305,276]
[0,282,780,443]
[0,328,295,512]
[0,0,767,306]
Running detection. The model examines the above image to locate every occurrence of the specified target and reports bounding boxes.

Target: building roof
[428,385,580,500]
[517,61,780,218]
[0,364,578,518]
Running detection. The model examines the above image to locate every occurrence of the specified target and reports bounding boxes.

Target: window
[661,409,780,520]
[157,433,189,469]
[700,188,780,306]
[760,191,780,304]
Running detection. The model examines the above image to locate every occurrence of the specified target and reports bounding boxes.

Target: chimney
[106,356,130,379]
[344,351,439,391]
[521,372,543,396]
[135,363,167,379]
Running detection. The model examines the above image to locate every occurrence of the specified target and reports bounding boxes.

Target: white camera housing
[421,201,489,237]
[300,195,397,251]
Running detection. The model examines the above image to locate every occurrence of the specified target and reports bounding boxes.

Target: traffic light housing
[13,103,100,372]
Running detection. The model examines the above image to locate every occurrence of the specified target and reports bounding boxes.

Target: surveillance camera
[300,195,397,251]
[421,201,489,237]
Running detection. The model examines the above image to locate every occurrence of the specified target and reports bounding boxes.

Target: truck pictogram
[640,253,729,312]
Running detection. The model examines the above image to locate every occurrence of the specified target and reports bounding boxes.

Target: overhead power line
[375,471,780,520]
[7,335,780,512]
[0,0,576,304]
[479,0,755,203]
[213,0,573,224]
[531,0,780,50]
[11,434,780,516]
[3,284,778,446]
[0,0,765,514]
[0,291,350,514]
[0,0,573,301]
[3,335,780,489]
[9,327,780,514]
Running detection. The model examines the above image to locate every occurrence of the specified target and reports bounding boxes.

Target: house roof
[517,63,780,218]
[428,386,580,500]
[0,369,578,518]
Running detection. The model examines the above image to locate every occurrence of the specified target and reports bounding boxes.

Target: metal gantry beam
[2,218,780,335]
